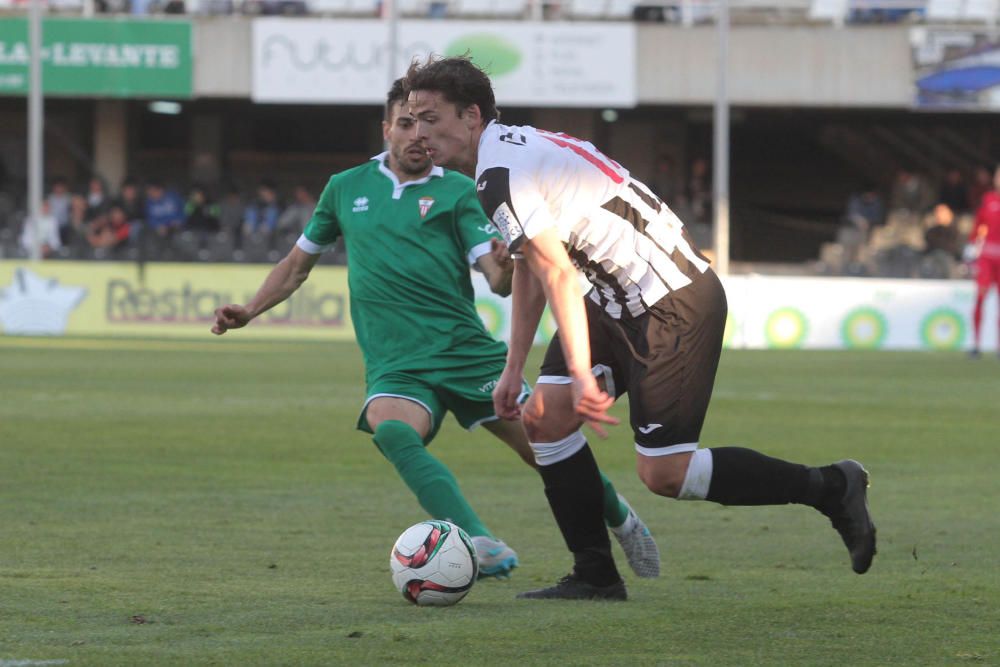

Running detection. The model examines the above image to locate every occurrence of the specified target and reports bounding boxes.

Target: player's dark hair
[404,56,499,126]
[385,78,407,121]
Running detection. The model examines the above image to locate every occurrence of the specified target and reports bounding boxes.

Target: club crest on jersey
[352,196,369,213]
[418,197,435,218]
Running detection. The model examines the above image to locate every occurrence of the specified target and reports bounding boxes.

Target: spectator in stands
[938,168,969,216]
[184,185,221,234]
[86,203,132,252]
[277,184,315,234]
[47,177,73,245]
[969,165,1000,358]
[686,157,711,225]
[117,179,145,226]
[924,203,960,259]
[145,181,185,237]
[85,177,110,222]
[68,194,89,247]
[19,200,61,259]
[243,180,280,239]
[649,154,678,206]
[890,169,933,215]
[844,183,886,236]
[218,185,244,237]
[968,165,993,211]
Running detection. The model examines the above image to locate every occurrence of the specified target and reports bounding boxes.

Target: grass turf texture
[1,338,997,666]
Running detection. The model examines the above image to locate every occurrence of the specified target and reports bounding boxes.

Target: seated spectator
[938,169,969,216]
[184,185,221,234]
[968,165,992,211]
[85,177,110,222]
[686,157,711,225]
[47,177,73,246]
[86,204,132,251]
[277,184,315,234]
[890,169,933,215]
[19,200,61,258]
[243,181,280,239]
[924,204,960,258]
[117,179,145,226]
[145,181,185,237]
[218,186,244,237]
[844,184,886,236]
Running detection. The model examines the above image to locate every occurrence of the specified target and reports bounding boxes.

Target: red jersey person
[969,165,1000,358]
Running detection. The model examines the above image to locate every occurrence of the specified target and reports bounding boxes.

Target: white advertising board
[252,18,636,107]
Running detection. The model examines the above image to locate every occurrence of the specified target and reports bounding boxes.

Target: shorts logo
[637,423,662,434]
[352,196,369,213]
[478,379,498,393]
[418,197,435,218]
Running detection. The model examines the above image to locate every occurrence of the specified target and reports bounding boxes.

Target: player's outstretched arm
[521,229,618,437]
[211,246,320,335]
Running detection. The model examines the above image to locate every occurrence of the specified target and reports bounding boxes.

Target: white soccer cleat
[611,494,661,578]
[471,535,519,580]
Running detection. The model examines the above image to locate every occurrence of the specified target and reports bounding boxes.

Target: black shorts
[538,270,727,453]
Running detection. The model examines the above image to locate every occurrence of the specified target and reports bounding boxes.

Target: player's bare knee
[522,395,576,442]
[637,453,691,498]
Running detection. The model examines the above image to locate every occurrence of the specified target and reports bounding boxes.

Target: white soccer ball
[389,520,479,606]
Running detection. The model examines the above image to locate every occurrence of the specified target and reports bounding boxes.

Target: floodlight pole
[386,0,398,91]
[712,0,730,276]
[27,0,44,261]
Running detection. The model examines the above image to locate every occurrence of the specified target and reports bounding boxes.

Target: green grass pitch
[1,338,998,665]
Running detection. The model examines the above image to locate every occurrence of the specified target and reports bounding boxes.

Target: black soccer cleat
[821,459,877,574]
[516,573,627,601]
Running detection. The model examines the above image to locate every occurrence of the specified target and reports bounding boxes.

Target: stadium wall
[190,18,915,107]
[2,260,995,350]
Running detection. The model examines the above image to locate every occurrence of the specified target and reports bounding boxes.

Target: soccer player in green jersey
[211,79,660,580]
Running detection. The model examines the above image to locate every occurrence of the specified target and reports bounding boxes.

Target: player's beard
[393,143,433,176]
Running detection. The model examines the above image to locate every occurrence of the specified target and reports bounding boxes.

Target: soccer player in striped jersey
[210,79,659,581]
[406,57,877,600]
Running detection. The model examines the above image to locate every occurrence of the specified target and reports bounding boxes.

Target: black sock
[706,447,834,507]
[537,444,620,586]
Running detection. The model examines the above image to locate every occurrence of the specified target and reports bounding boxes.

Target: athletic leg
[365,396,494,540]
[482,415,632,530]
[632,271,875,573]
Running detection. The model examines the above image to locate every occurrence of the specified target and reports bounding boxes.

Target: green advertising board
[0,18,192,98]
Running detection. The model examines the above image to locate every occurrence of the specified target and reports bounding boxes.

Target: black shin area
[706,447,829,506]
[538,444,621,586]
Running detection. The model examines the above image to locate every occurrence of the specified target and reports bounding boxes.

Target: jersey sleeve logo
[476,167,525,251]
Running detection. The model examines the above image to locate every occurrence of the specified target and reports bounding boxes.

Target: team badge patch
[418,197,435,218]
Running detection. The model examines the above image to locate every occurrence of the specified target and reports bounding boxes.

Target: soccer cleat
[821,459,877,574]
[610,493,661,578]
[471,536,519,579]
[516,573,627,601]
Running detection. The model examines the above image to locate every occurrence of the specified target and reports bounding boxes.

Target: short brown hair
[385,77,407,121]
[404,56,499,126]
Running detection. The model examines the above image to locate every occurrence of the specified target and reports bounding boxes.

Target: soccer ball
[389,520,479,606]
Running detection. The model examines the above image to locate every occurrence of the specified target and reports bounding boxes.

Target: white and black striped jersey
[475,121,711,319]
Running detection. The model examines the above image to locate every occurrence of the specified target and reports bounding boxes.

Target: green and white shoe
[610,494,661,578]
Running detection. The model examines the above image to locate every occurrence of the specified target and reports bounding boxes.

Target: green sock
[373,420,493,539]
[599,471,630,528]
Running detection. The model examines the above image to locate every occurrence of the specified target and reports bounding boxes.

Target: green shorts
[357,359,531,444]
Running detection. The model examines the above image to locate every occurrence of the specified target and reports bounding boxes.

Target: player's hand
[212,304,252,335]
[572,373,618,438]
[492,366,525,420]
[490,238,513,270]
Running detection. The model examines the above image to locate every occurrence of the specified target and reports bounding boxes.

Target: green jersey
[301,153,508,381]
